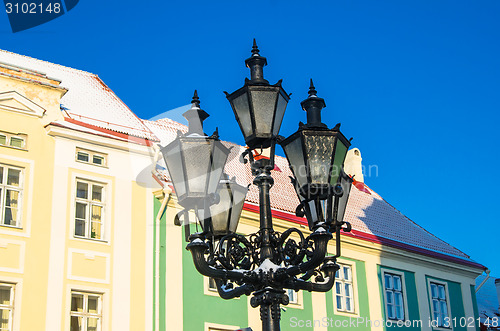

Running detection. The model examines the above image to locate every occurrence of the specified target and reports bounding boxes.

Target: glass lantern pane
[272,93,288,135]
[330,139,349,186]
[162,141,186,198]
[209,183,231,235]
[283,135,307,190]
[335,171,353,224]
[182,140,211,195]
[250,89,277,135]
[304,133,335,186]
[207,141,229,196]
[228,183,248,233]
[231,92,253,138]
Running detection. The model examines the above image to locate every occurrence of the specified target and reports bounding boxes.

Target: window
[70,291,102,331]
[384,273,405,320]
[208,278,217,292]
[287,289,298,304]
[0,131,26,150]
[335,264,354,313]
[430,282,449,328]
[0,165,22,227]
[0,284,14,331]
[76,148,107,167]
[74,180,105,240]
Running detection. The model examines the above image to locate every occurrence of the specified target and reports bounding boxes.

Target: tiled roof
[0,49,158,141]
[150,117,477,263]
[475,274,500,322]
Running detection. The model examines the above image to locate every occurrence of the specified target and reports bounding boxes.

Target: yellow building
[0,50,159,331]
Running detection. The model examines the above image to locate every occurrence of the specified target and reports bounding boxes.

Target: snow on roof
[150,117,475,262]
[0,49,158,141]
[475,274,500,322]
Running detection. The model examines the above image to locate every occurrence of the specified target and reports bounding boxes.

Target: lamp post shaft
[254,168,275,263]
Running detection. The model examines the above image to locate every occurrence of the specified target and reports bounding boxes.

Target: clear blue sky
[2,0,499,275]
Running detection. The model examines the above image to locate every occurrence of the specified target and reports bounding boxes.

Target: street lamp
[162,41,353,331]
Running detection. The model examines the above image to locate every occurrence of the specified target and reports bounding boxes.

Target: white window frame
[75,148,107,168]
[427,279,452,330]
[69,291,102,331]
[0,283,15,331]
[381,269,409,321]
[73,179,106,241]
[0,164,23,228]
[204,322,240,331]
[334,262,358,316]
[0,132,27,150]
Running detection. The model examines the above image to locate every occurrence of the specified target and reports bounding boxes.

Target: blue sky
[2,0,499,274]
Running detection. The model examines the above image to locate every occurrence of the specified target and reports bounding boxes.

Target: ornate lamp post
[162,41,353,331]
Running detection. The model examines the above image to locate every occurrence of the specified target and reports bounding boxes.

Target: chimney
[344,148,364,182]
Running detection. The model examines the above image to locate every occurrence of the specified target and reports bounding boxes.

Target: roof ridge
[0,48,96,77]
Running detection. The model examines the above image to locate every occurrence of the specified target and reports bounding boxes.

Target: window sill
[73,236,108,244]
[0,145,27,151]
[0,224,22,230]
[334,310,359,318]
[75,160,108,169]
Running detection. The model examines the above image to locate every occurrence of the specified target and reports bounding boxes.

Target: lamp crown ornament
[301,79,327,129]
[183,90,209,135]
[245,39,269,85]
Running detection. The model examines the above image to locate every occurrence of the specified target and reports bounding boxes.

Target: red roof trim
[243,203,485,270]
[62,118,155,146]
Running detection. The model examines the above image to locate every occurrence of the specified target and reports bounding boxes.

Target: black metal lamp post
[162,41,354,331]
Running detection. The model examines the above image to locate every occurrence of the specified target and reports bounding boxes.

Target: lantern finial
[300,80,327,128]
[183,90,209,135]
[308,79,317,97]
[245,39,268,85]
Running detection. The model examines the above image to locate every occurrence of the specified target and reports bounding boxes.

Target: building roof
[0,49,158,141]
[146,117,484,269]
[475,274,500,322]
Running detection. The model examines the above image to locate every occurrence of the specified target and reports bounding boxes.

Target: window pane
[431,284,438,298]
[394,276,401,291]
[336,295,343,310]
[87,317,99,331]
[7,169,20,186]
[387,303,395,319]
[346,297,352,311]
[396,305,404,320]
[88,296,99,314]
[432,299,439,313]
[335,269,340,279]
[0,135,6,145]
[91,220,102,239]
[208,277,217,290]
[70,316,83,331]
[71,294,84,312]
[0,308,11,329]
[384,274,392,289]
[4,190,19,225]
[345,283,351,297]
[386,291,393,304]
[76,182,88,199]
[343,266,351,280]
[75,203,87,220]
[92,155,104,165]
[92,186,102,202]
[77,152,89,162]
[75,219,86,237]
[395,292,402,306]
[10,137,24,148]
[440,301,448,318]
[335,282,342,295]
[438,285,446,300]
[0,287,11,305]
[0,167,3,184]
